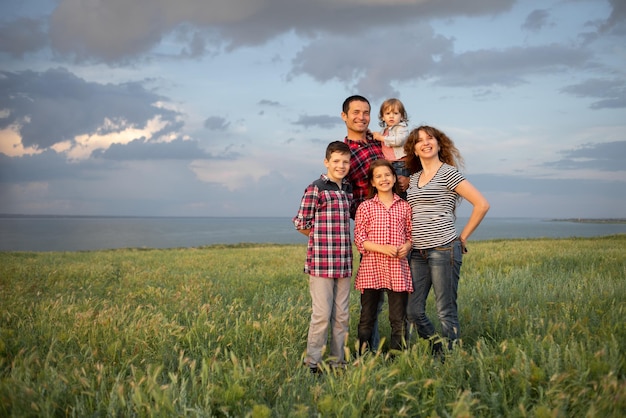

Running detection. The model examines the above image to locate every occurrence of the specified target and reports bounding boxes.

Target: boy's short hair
[325,141,351,160]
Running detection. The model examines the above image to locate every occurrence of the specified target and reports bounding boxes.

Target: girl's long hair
[366,159,400,199]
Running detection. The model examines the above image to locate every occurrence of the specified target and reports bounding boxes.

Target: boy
[293,141,353,373]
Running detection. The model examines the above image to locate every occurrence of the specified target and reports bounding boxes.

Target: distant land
[549,218,626,224]
[1,214,625,224]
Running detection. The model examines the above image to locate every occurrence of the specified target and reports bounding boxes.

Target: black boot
[430,340,445,363]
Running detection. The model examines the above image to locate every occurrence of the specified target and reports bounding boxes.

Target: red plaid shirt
[354,194,413,293]
[293,174,353,279]
[344,133,384,218]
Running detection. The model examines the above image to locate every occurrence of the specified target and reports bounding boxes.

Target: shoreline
[549,218,626,224]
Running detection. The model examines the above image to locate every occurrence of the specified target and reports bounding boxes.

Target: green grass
[1,236,624,417]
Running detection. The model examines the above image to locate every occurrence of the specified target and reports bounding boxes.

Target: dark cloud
[93,138,228,161]
[560,78,626,109]
[600,0,626,34]
[203,116,230,131]
[0,150,108,183]
[290,26,452,99]
[469,172,625,199]
[0,68,179,149]
[543,141,626,171]
[169,24,219,59]
[464,172,626,218]
[44,0,515,63]
[292,115,341,129]
[435,44,591,87]
[0,17,48,57]
[258,99,281,107]
[521,9,551,32]
[290,28,593,98]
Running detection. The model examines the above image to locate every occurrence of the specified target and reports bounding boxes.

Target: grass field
[1,235,625,417]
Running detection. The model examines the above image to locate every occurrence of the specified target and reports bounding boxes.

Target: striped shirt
[407,163,465,249]
[354,194,413,293]
[293,174,353,278]
[344,133,384,218]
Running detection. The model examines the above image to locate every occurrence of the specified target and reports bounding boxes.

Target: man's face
[341,100,370,135]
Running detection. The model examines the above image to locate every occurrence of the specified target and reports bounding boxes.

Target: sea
[1,216,625,252]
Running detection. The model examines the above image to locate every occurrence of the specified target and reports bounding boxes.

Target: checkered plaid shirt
[344,133,384,219]
[354,194,413,292]
[293,174,353,278]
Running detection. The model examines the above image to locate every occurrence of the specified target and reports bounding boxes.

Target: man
[341,95,410,219]
[341,95,390,353]
[341,95,385,219]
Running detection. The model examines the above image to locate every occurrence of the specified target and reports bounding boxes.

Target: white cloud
[0,126,43,157]
[65,116,170,160]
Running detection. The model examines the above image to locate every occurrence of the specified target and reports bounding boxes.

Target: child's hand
[397,242,411,258]
[379,244,399,258]
[372,132,385,142]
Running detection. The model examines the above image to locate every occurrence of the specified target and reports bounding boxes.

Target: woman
[404,125,489,355]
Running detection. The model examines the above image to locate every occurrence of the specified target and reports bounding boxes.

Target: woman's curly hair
[403,125,464,174]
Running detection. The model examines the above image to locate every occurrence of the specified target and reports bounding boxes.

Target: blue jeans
[391,160,410,178]
[406,240,463,346]
[391,160,410,200]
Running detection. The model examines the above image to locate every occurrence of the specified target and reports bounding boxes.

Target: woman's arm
[454,179,490,246]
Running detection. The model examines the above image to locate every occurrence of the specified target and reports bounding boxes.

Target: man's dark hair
[325,141,351,160]
[342,95,370,113]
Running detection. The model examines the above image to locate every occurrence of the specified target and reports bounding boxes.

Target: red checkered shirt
[344,133,384,219]
[293,174,353,279]
[354,194,413,293]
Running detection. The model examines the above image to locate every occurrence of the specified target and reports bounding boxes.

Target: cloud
[204,116,230,130]
[0,150,104,183]
[292,115,341,129]
[521,9,551,32]
[0,68,181,155]
[0,17,48,57]
[258,99,281,107]
[463,173,626,217]
[93,138,223,161]
[44,0,516,63]
[435,44,591,87]
[599,0,626,34]
[1,0,624,219]
[290,28,594,98]
[543,141,626,171]
[561,78,626,109]
[290,25,452,99]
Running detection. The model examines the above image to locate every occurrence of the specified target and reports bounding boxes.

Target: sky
[0,0,625,219]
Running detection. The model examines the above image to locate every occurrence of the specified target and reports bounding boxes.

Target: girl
[354,159,413,353]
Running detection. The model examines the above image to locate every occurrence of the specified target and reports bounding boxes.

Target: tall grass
[1,237,624,417]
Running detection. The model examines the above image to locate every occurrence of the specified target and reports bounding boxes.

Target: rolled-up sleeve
[354,202,371,254]
[293,185,318,231]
